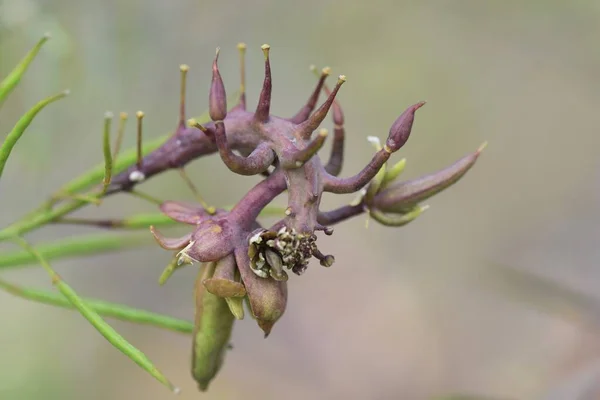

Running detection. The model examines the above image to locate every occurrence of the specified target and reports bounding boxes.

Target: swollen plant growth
[0,36,484,393]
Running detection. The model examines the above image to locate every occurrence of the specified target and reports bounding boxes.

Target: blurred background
[2,0,600,399]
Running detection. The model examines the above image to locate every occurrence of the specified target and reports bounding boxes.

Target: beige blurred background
[2,0,600,399]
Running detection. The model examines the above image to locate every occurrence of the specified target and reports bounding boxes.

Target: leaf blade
[0,90,69,179]
[13,237,179,393]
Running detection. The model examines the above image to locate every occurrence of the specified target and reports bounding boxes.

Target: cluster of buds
[106,43,484,391]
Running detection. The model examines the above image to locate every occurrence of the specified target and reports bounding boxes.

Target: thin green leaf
[0,233,149,270]
[13,237,179,393]
[101,112,113,194]
[0,90,69,179]
[0,34,50,104]
[0,279,193,334]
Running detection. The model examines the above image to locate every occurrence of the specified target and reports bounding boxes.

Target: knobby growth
[0,36,484,393]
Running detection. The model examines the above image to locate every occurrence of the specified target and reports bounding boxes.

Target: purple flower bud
[385,101,425,153]
[209,49,227,121]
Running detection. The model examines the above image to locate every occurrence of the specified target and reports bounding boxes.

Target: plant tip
[119,112,128,119]
[43,32,52,39]
[318,128,328,137]
[309,64,317,72]
[62,89,70,96]
[237,42,247,50]
[338,75,347,83]
[322,66,331,76]
[179,64,189,72]
[477,141,488,153]
[104,111,113,119]
[136,111,144,119]
[173,386,182,395]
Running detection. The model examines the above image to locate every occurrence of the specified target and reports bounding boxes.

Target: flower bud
[209,48,227,121]
[385,101,425,153]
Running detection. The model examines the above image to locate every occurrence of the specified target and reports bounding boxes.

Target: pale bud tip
[173,386,182,395]
[136,111,144,119]
[119,112,128,119]
[477,141,488,153]
[179,64,189,72]
[319,128,329,137]
[309,64,317,72]
[338,75,347,83]
[261,44,270,59]
[62,89,70,96]
[104,111,113,119]
[420,204,430,212]
[237,42,247,50]
[43,32,52,39]
[187,118,197,126]
[215,47,220,56]
[322,66,331,76]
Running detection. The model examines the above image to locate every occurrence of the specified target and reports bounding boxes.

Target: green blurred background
[2,0,600,399]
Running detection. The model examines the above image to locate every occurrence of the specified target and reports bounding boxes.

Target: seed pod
[373,145,483,213]
[192,262,235,392]
[203,254,247,298]
[235,245,287,337]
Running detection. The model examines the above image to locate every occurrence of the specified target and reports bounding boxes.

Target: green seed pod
[191,262,235,392]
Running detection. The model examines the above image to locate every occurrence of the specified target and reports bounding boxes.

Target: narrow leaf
[13,237,179,392]
[101,112,113,194]
[0,34,50,104]
[0,90,69,179]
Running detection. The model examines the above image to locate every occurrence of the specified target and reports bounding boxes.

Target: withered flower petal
[203,254,247,298]
[149,226,192,250]
[160,201,207,224]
